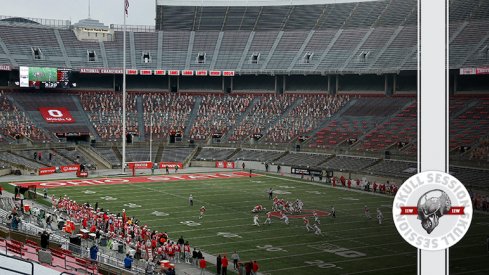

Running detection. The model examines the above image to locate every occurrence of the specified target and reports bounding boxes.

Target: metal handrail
[0,245,35,275]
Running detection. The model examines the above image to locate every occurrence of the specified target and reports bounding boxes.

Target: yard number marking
[151,211,169,217]
[340,197,359,201]
[124,203,141,208]
[180,221,201,227]
[278,185,295,189]
[217,232,242,238]
[304,260,341,269]
[100,196,117,201]
[256,245,287,252]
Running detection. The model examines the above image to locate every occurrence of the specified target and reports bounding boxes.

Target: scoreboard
[19,66,74,88]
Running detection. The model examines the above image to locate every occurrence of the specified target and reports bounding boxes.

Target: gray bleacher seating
[194,147,236,161]
[275,152,331,167]
[320,155,378,171]
[229,149,283,162]
[160,147,195,162]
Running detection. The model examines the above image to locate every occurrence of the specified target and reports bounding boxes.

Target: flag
[125,0,129,16]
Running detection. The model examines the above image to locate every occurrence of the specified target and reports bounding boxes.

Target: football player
[253,214,260,226]
[199,206,206,219]
[264,211,272,225]
[377,208,383,225]
[303,217,313,232]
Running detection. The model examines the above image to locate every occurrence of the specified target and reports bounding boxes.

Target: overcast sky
[1,0,156,26]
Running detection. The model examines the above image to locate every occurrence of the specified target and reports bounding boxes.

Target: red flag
[125,0,129,15]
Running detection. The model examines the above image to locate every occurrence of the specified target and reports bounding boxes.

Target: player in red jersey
[199,206,206,219]
[251,204,266,213]
[303,217,313,232]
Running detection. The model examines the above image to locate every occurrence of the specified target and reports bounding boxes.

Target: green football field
[43,173,489,275]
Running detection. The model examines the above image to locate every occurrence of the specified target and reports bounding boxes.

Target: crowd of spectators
[142,93,195,140]
[228,95,296,143]
[190,94,253,141]
[471,191,489,212]
[52,195,187,273]
[263,94,349,144]
[79,91,139,141]
[0,90,51,142]
[469,137,489,161]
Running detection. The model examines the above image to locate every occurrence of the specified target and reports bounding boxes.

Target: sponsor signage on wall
[39,107,75,123]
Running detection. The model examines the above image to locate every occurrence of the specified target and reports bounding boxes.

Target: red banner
[223,71,235,77]
[127,162,153,169]
[154,70,166,75]
[158,162,183,169]
[126,69,138,75]
[196,70,208,76]
[60,164,80,173]
[460,67,489,75]
[400,207,418,215]
[168,70,180,76]
[400,206,465,215]
[140,70,152,75]
[39,167,56,176]
[215,161,235,169]
[447,207,465,215]
[209,71,221,76]
[39,107,75,123]
[182,70,194,76]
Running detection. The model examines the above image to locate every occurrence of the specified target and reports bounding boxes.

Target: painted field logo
[393,171,472,251]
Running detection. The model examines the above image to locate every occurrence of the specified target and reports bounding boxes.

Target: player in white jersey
[280,212,289,225]
[199,206,206,219]
[313,224,324,236]
[253,215,260,226]
[303,217,313,232]
[364,205,372,219]
[376,208,383,225]
[313,210,321,224]
[264,211,272,225]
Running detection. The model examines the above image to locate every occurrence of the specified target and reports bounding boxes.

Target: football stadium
[0,0,488,274]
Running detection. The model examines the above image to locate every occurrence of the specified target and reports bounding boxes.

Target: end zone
[12,171,261,188]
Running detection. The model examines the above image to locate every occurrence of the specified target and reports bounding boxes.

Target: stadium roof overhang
[156,0,381,7]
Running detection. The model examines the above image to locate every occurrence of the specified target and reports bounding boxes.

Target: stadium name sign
[393,171,472,250]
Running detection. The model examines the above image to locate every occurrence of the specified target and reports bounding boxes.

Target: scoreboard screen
[19,67,74,88]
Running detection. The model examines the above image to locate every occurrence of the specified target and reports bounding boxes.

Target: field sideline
[13,172,489,274]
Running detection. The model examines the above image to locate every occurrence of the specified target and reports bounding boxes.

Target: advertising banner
[39,107,75,123]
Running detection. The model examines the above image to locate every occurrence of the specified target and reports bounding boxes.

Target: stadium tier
[1,1,489,275]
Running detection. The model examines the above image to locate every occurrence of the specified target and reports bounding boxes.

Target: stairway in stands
[259,97,304,143]
[221,96,260,142]
[184,96,202,138]
[136,95,145,141]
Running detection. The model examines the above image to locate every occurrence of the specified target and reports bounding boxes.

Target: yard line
[260,251,415,272]
[331,263,415,275]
